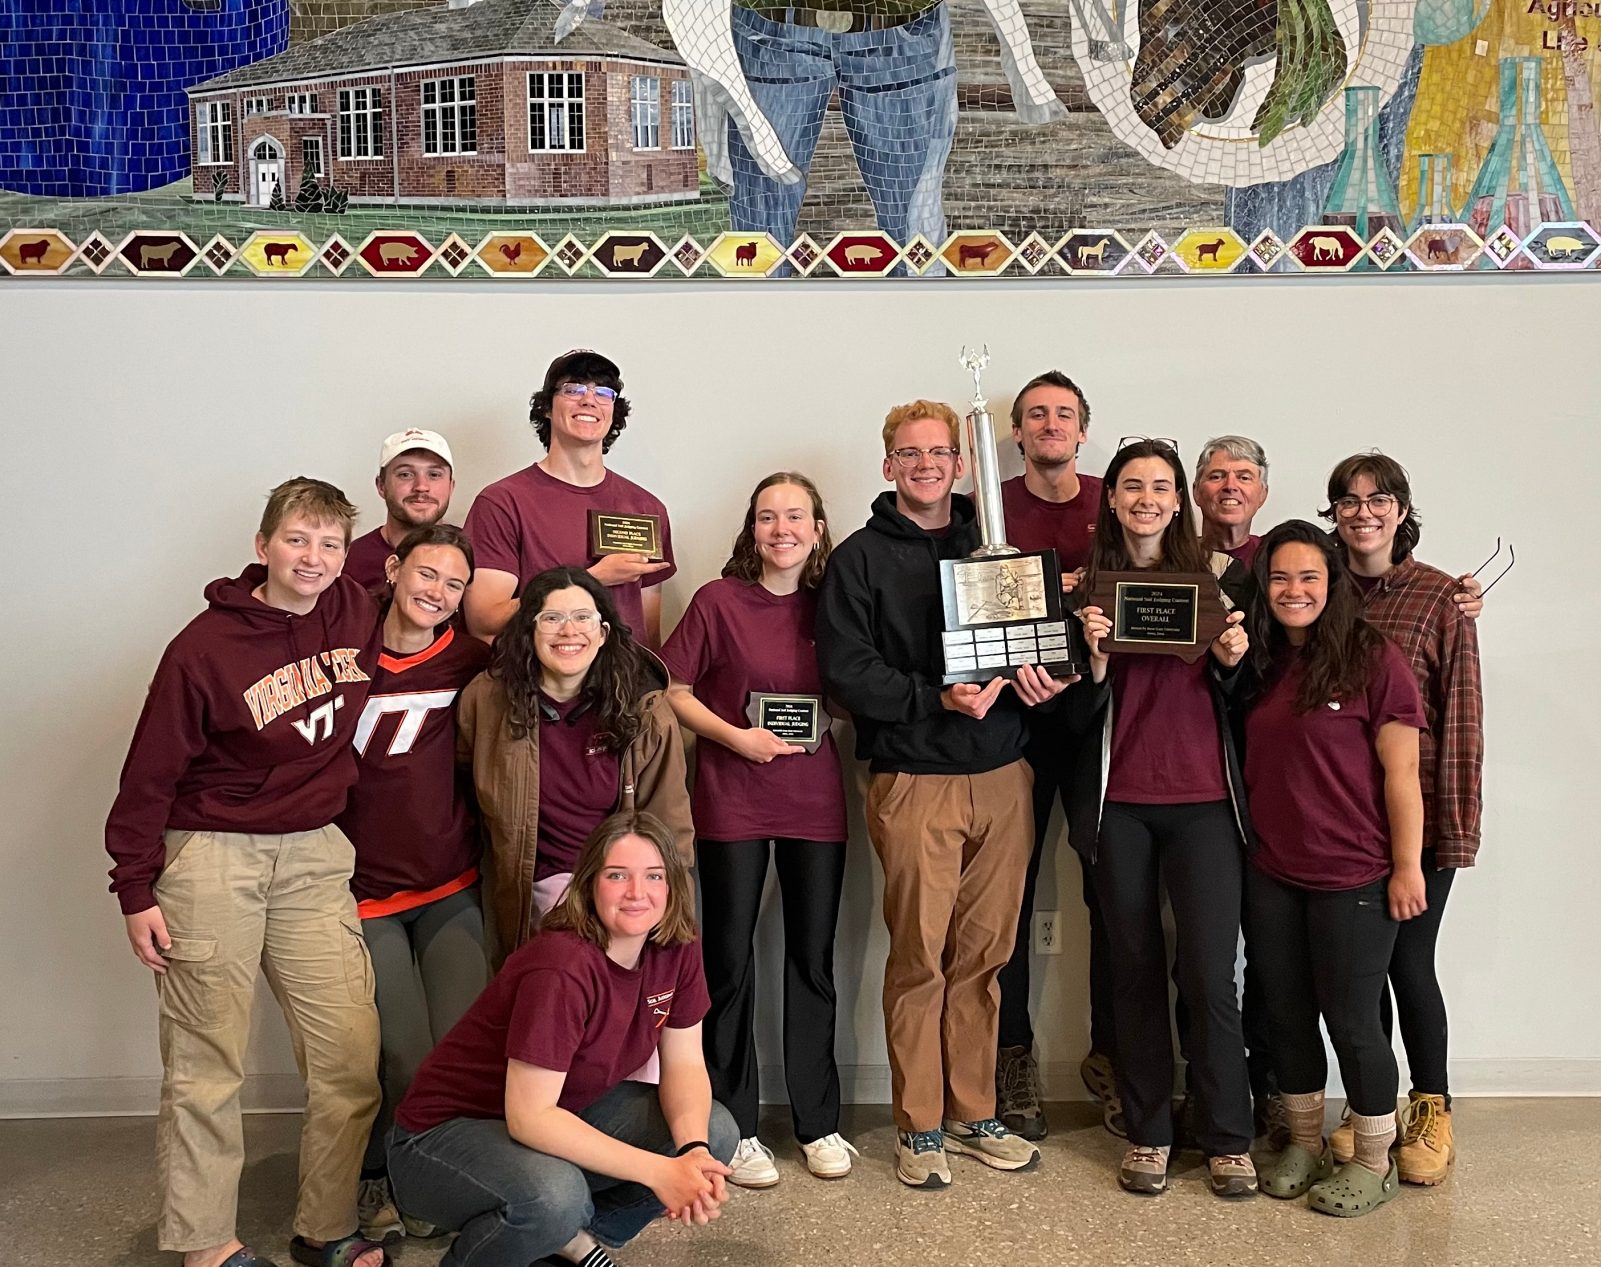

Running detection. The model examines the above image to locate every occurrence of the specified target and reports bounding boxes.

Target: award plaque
[588,510,663,560]
[1082,570,1231,662]
[939,346,1089,685]
[745,692,829,754]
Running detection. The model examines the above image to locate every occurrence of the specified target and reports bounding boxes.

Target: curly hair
[489,567,650,751]
[721,472,833,590]
[1321,451,1421,565]
[1085,439,1208,588]
[1243,519,1388,713]
[529,350,631,454]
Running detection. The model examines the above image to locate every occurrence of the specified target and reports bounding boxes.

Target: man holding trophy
[815,353,1080,1190]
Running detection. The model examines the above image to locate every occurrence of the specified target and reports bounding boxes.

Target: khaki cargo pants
[865,760,1034,1133]
[152,825,380,1251]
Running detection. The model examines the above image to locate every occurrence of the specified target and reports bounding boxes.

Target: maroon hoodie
[105,565,383,915]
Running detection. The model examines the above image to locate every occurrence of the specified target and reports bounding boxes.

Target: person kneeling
[388,812,737,1266]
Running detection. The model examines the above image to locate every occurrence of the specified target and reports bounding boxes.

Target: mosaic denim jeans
[727,4,958,252]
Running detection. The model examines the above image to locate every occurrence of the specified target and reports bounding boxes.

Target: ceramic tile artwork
[0,0,1597,280]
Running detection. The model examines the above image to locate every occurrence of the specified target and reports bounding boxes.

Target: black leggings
[697,837,847,1142]
[1245,869,1399,1117]
[998,751,1114,1054]
[1094,801,1253,1155]
[1380,849,1456,1103]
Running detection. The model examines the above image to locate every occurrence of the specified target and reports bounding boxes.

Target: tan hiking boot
[1207,1152,1259,1199]
[1396,1092,1454,1185]
[1330,1107,1355,1163]
[1118,1144,1170,1195]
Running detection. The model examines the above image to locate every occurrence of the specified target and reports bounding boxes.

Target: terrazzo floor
[4,1099,1596,1266]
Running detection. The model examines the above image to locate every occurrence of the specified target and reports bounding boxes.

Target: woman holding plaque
[458,567,693,969]
[1071,438,1257,1200]
[1320,453,1483,1187]
[661,473,855,1189]
[1236,519,1426,1217]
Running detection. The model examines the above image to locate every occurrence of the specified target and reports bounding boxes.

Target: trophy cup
[939,347,1088,685]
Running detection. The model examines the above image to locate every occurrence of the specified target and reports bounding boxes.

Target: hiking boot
[799,1132,859,1179]
[1254,1091,1292,1152]
[400,1215,440,1239]
[1118,1144,1170,1195]
[1330,1106,1356,1163]
[1396,1092,1454,1186]
[897,1129,951,1189]
[941,1118,1040,1172]
[728,1136,780,1189]
[357,1175,404,1243]
[996,1044,1047,1141]
[1207,1152,1259,1199]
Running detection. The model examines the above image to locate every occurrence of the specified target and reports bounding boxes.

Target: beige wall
[3,274,1596,1115]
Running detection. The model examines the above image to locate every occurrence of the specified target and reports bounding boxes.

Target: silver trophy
[938,347,1086,684]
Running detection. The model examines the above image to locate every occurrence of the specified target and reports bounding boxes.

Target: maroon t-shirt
[1224,535,1263,568]
[1105,654,1227,803]
[660,578,846,843]
[463,463,675,637]
[338,625,491,904]
[1245,641,1426,890]
[397,928,710,1131]
[343,527,396,594]
[1001,473,1103,571]
[536,693,621,880]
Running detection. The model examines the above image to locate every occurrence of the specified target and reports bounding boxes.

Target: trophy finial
[959,345,990,402]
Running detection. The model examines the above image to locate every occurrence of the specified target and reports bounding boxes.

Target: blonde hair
[881,400,961,455]
[259,477,359,546]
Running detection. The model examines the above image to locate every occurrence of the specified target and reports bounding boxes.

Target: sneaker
[1329,1106,1356,1163]
[1079,1050,1117,1102]
[996,1044,1047,1141]
[728,1136,780,1189]
[357,1175,404,1243]
[1118,1144,1170,1195]
[897,1129,951,1189]
[799,1132,859,1179]
[941,1118,1040,1172]
[1254,1091,1292,1152]
[1396,1092,1454,1186]
[1207,1152,1259,1199]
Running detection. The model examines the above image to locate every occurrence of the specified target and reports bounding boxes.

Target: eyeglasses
[1116,435,1180,454]
[556,382,618,402]
[534,609,604,630]
[888,446,959,468]
[1469,536,1516,597]
[1331,493,1398,518]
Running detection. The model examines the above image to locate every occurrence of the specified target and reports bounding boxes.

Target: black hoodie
[816,492,1030,774]
[105,567,382,914]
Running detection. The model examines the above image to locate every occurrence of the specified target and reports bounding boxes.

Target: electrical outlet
[1033,910,1061,955]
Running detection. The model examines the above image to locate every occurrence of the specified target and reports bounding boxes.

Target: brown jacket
[457,667,694,968]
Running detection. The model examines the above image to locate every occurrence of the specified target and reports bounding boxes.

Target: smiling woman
[456,567,694,968]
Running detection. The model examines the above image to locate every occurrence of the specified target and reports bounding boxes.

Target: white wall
[3,273,1596,1116]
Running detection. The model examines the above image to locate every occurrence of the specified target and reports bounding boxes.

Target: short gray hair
[1195,435,1269,484]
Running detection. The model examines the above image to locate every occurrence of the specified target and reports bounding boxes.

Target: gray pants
[362,886,488,1171]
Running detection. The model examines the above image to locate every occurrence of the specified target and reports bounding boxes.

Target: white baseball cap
[379,428,453,470]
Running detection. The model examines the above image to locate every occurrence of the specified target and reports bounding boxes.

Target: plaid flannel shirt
[1359,555,1483,868]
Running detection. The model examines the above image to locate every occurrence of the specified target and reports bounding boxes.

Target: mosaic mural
[2,0,1599,278]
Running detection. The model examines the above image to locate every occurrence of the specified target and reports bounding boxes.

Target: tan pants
[153,825,381,1251]
[865,760,1034,1133]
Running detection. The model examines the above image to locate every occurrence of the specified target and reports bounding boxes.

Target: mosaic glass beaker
[1466,57,1575,240]
[1412,153,1457,229]
[1321,86,1406,240]
[1414,0,1492,46]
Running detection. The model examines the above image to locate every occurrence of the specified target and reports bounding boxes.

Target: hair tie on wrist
[674,1139,711,1157]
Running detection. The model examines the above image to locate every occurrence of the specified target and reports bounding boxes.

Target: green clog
[1261,1141,1335,1199]
[1308,1159,1401,1217]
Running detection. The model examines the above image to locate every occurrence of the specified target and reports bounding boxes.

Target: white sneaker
[800,1132,859,1179]
[728,1136,780,1188]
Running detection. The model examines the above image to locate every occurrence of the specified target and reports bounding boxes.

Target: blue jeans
[388,1083,738,1264]
[728,3,958,249]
